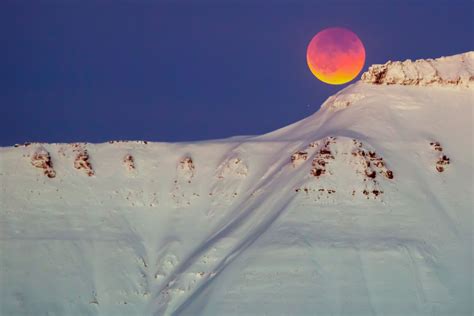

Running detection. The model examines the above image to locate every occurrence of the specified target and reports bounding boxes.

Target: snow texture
[0,52,473,316]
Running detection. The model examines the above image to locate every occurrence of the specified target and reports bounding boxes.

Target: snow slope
[1,52,473,316]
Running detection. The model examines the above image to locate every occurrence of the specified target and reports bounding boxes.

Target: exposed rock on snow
[171,157,199,207]
[178,157,195,182]
[74,149,94,176]
[430,141,451,172]
[310,137,336,177]
[294,137,393,201]
[361,51,474,87]
[15,142,33,148]
[430,141,443,152]
[290,151,308,167]
[30,147,56,178]
[349,139,393,199]
[108,140,148,145]
[123,154,136,171]
[351,139,394,181]
[436,155,450,172]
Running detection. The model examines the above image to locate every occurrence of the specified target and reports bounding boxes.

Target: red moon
[307,27,366,85]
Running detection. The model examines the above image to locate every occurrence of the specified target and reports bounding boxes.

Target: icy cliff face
[361,51,474,87]
[0,53,473,316]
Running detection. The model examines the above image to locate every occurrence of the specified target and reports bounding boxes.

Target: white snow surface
[1,53,473,316]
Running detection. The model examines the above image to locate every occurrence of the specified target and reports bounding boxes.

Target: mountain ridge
[0,52,472,316]
[361,51,473,87]
[7,52,473,149]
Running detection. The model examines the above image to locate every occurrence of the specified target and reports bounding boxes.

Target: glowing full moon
[307,27,365,85]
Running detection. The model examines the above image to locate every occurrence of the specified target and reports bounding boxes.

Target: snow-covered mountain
[1,52,473,316]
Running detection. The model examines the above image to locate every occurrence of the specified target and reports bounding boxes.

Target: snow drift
[0,52,473,316]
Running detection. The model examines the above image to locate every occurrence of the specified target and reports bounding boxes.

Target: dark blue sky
[1,1,472,145]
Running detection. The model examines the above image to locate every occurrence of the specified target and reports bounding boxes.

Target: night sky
[1,1,472,146]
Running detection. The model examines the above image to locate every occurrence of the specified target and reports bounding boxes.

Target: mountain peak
[361,51,474,87]
[1,52,472,315]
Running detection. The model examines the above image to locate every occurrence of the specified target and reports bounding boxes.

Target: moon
[307,27,366,85]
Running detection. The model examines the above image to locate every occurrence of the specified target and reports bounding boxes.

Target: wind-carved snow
[0,52,472,316]
[209,156,248,210]
[170,157,200,207]
[361,51,474,87]
[323,92,367,111]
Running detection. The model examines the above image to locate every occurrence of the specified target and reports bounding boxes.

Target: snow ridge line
[361,52,474,87]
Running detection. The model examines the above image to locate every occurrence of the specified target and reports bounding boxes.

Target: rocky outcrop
[179,157,195,183]
[74,150,94,176]
[436,155,450,172]
[361,52,474,87]
[430,141,450,172]
[31,148,56,178]
[108,140,148,145]
[351,139,394,180]
[170,157,198,207]
[290,151,309,167]
[310,137,336,177]
[292,137,394,201]
[123,154,135,171]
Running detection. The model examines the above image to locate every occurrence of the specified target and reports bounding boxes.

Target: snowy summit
[361,51,474,87]
[0,52,473,316]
